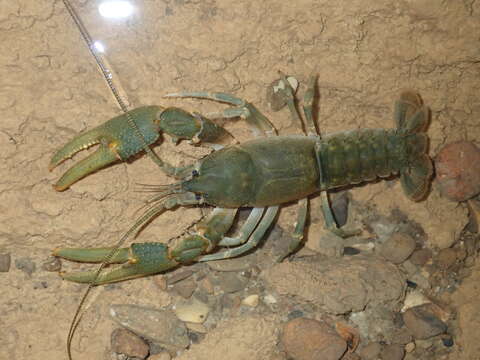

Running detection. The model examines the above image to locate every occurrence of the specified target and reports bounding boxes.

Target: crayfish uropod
[50,76,433,284]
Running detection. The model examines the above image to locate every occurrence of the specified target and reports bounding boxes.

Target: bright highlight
[98,1,134,19]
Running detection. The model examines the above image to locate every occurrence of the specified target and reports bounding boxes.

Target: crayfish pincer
[51,76,432,284]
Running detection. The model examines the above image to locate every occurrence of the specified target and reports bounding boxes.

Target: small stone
[173,277,197,299]
[402,305,447,339]
[109,304,189,351]
[441,334,454,347]
[405,342,416,354]
[174,297,210,324]
[153,275,167,291]
[435,248,457,270]
[435,141,480,201]
[217,272,249,293]
[282,318,347,360]
[380,343,405,360]
[0,253,11,272]
[379,233,416,264]
[111,328,149,359]
[199,276,214,294]
[409,249,432,266]
[344,247,361,255]
[360,342,382,360]
[331,192,350,227]
[242,294,259,307]
[15,257,36,276]
[41,256,61,272]
[263,294,277,304]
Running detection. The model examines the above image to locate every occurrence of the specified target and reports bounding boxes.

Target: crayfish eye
[195,193,202,201]
[192,170,199,177]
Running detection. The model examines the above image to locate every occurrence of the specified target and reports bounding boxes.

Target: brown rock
[360,342,382,360]
[380,344,405,360]
[282,318,347,360]
[379,233,416,264]
[402,305,447,339]
[435,248,457,269]
[409,249,432,266]
[173,277,197,298]
[0,253,11,272]
[111,328,149,359]
[435,141,480,201]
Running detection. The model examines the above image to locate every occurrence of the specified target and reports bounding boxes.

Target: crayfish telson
[50,76,432,284]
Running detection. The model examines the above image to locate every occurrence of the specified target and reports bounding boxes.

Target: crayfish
[50,76,432,284]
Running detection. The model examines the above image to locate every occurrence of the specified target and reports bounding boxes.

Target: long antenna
[60,1,168,359]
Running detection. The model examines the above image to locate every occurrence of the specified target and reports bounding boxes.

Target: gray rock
[109,304,189,351]
[402,305,447,340]
[111,328,149,359]
[409,249,432,266]
[15,257,36,276]
[262,255,406,314]
[331,191,350,227]
[172,277,197,299]
[379,233,416,264]
[216,272,249,293]
[0,253,11,272]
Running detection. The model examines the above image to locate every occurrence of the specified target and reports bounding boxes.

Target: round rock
[379,233,416,264]
[435,141,480,201]
[111,328,149,359]
[402,304,447,339]
[282,318,347,360]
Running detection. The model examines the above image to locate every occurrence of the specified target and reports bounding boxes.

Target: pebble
[466,198,480,232]
[380,344,405,360]
[216,272,249,293]
[331,192,350,227]
[173,277,197,299]
[405,342,416,353]
[41,256,61,272]
[153,275,167,291]
[282,318,347,360]
[242,294,260,307]
[316,231,345,257]
[379,233,416,264]
[111,328,149,359]
[435,248,457,270]
[199,276,214,294]
[402,304,447,339]
[441,334,454,347]
[435,141,480,201]
[0,253,11,272]
[14,257,36,276]
[360,342,382,360]
[409,249,432,266]
[263,256,405,314]
[174,297,210,324]
[109,304,189,351]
